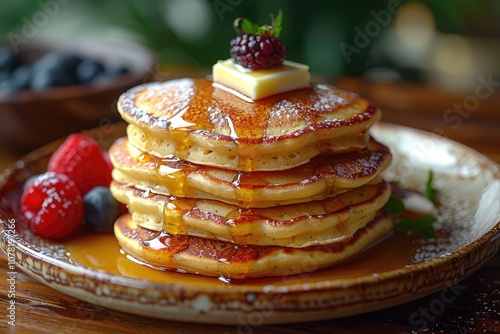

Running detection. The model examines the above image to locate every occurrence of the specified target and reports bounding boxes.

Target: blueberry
[0,80,18,97]
[35,52,82,73]
[76,59,105,83]
[0,47,18,72]
[30,67,77,90]
[83,186,121,232]
[0,64,31,95]
[31,52,82,89]
[0,79,11,90]
[0,70,10,83]
[93,65,130,83]
[105,65,130,77]
[10,64,32,90]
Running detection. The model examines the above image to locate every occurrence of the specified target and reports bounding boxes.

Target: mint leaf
[415,215,438,238]
[256,25,272,35]
[396,215,437,238]
[395,216,414,233]
[272,10,283,37]
[239,18,259,34]
[234,10,284,37]
[384,196,405,216]
[425,170,439,209]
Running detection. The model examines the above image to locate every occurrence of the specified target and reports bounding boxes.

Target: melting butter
[212,59,310,101]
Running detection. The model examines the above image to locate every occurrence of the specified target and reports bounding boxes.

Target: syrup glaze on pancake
[110,138,392,208]
[126,123,370,171]
[110,181,391,247]
[118,78,381,171]
[114,213,393,279]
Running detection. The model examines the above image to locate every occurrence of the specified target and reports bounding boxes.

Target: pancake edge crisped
[118,79,382,171]
[114,213,393,279]
[112,77,394,279]
[126,124,372,171]
[110,181,391,248]
[109,137,392,208]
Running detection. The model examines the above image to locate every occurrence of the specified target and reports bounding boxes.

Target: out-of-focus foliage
[1,0,499,80]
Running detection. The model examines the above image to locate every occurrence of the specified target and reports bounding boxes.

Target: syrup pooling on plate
[61,175,484,284]
[112,213,398,279]
[64,222,433,284]
[65,204,463,285]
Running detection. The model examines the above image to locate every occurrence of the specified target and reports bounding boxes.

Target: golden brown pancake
[110,137,391,208]
[114,213,393,279]
[112,75,394,279]
[118,78,381,171]
[110,181,391,247]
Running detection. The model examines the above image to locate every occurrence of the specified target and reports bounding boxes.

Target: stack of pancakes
[110,78,393,279]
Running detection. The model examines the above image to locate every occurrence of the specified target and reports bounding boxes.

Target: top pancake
[118,78,381,172]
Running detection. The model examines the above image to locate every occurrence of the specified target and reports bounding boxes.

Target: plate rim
[1,121,499,323]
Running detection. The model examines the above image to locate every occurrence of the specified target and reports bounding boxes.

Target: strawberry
[21,172,83,239]
[48,134,112,196]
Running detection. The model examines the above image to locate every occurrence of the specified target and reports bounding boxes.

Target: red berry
[230,33,286,70]
[21,172,83,239]
[102,150,114,177]
[48,134,112,196]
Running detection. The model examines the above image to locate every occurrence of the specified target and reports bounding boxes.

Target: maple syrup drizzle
[65,187,452,284]
[120,78,378,172]
[224,207,254,245]
[101,79,427,283]
[113,176,390,247]
[111,138,390,212]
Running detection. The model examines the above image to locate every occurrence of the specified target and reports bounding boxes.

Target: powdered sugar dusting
[264,84,356,138]
[374,123,499,265]
[412,201,474,263]
[208,105,237,137]
[313,84,349,112]
[121,80,195,130]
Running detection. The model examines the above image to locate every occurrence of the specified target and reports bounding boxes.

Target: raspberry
[48,134,112,196]
[230,34,285,70]
[21,172,83,239]
[229,10,286,70]
[102,150,114,178]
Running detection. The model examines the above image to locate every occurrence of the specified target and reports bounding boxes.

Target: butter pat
[212,59,310,100]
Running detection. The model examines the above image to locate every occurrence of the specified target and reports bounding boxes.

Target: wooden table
[1,78,499,333]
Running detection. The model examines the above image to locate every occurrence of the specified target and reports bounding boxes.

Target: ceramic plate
[1,122,499,325]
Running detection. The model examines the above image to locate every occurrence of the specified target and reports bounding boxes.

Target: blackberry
[229,10,286,70]
[230,34,285,70]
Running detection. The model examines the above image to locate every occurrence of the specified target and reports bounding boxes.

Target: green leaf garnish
[233,10,283,37]
[425,170,439,209]
[396,215,437,238]
[271,10,283,37]
[238,18,260,35]
[384,196,405,216]
[256,25,272,35]
[386,176,440,239]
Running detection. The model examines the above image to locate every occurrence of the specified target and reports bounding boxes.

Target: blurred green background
[1,0,499,91]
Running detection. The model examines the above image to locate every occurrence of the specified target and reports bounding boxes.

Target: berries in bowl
[0,38,156,151]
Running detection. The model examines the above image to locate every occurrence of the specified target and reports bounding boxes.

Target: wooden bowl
[0,38,156,151]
